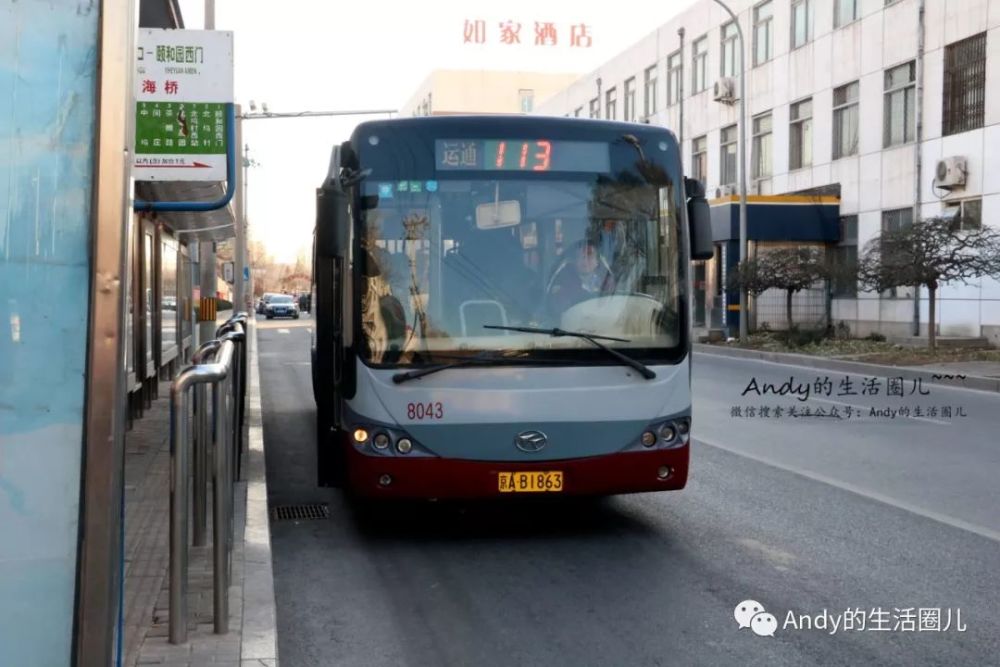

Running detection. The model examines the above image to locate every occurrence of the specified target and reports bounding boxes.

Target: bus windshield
[358,175,683,366]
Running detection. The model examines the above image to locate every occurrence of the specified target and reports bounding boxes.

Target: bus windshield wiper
[391,352,539,384]
[483,325,657,380]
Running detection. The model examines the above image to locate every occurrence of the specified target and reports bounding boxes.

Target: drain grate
[270,503,330,521]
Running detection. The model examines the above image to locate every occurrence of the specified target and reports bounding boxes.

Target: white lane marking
[696,437,1000,544]
[277,328,290,334]
[694,351,1000,399]
[811,397,950,426]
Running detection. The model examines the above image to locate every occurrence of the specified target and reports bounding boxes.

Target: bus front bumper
[345,444,689,499]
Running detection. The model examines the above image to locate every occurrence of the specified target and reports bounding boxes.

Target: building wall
[400,70,580,116]
[536,0,1000,337]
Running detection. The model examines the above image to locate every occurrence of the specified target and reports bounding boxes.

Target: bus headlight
[373,432,390,450]
[396,438,412,454]
[677,418,690,436]
[641,431,657,447]
[659,424,676,442]
[353,428,369,444]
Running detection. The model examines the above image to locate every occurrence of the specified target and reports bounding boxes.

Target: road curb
[693,343,1000,394]
[239,318,280,665]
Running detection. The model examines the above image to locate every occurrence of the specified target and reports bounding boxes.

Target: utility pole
[198,0,217,342]
[233,104,245,314]
[713,0,748,340]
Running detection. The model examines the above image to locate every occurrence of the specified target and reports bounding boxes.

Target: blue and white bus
[312,115,713,498]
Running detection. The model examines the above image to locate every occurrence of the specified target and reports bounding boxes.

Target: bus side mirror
[316,184,349,258]
[685,178,713,261]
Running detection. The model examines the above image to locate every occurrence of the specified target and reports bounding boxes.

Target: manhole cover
[270,503,329,521]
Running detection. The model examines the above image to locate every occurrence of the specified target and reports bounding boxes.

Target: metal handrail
[192,340,222,547]
[169,339,236,644]
[217,312,249,479]
[217,328,245,598]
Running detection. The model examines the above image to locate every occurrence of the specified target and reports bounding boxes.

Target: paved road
[257,317,1000,667]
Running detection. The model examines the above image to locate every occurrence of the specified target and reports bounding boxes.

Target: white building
[400,69,580,117]
[535,0,1000,342]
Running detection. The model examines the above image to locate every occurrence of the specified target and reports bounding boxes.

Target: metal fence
[753,282,830,331]
[168,312,249,644]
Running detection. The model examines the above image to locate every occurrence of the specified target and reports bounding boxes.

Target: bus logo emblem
[514,430,547,453]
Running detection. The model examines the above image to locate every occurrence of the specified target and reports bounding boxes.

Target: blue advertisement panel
[0,3,100,663]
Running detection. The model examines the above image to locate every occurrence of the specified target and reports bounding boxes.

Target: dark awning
[708,193,840,243]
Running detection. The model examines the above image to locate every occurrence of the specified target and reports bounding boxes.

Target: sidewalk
[123,318,278,666]
[693,343,1000,393]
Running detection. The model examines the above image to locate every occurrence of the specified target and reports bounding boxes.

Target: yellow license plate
[498,471,564,493]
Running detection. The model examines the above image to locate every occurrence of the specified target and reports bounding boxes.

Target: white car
[265,294,299,319]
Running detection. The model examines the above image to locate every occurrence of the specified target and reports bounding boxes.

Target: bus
[311,115,713,498]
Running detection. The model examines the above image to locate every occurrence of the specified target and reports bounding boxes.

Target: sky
[177,0,698,264]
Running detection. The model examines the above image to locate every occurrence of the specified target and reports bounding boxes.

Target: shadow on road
[341,492,664,543]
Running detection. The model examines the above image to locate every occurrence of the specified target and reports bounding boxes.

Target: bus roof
[349,115,679,145]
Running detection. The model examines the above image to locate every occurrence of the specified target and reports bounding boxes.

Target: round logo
[514,430,548,453]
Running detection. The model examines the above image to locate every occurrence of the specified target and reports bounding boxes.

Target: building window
[753,0,773,66]
[574,106,583,117]
[720,125,738,186]
[789,98,813,170]
[833,215,858,297]
[943,32,987,136]
[605,87,617,120]
[943,198,982,231]
[692,135,707,183]
[692,37,708,93]
[832,81,859,159]
[667,51,683,104]
[834,0,857,28]
[881,207,913,297]
[752,112,772,179]
[791,0,811,49]
[589,97,600,118]
[624,77,637,121]
[882,207,913,233]
[644,65,658,117]
[519,89,534,113]
[721,21,739,78]
[884,61,916,147]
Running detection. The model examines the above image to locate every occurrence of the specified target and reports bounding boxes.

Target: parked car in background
[265,294,299,319]
[256,292,277,314]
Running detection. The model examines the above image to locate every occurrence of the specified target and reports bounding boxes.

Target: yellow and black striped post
[198,296,217,322]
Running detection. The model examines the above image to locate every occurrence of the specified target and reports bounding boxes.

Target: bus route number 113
[407,401,444,420]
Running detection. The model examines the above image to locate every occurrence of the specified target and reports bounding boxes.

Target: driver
[546,239,616,315]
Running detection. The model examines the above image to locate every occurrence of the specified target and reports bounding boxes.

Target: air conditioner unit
[713,77,737,103]
[935,156,967,189]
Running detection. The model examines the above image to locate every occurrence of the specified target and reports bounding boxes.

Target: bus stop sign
[133,29,234,181]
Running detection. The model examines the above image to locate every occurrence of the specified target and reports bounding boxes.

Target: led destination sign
[435,139,610,172]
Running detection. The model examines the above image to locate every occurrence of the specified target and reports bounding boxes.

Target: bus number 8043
[407,402,444,420]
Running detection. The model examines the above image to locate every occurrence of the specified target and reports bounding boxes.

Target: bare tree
[857,216,1000,349]
[734,246,828,330]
